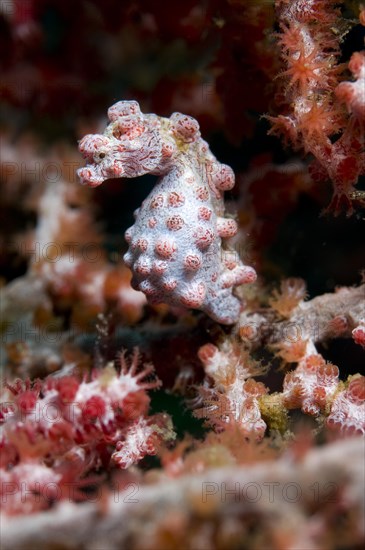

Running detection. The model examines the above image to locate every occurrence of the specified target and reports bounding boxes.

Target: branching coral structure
[268,0,365,214]
[77,100,257,324]
[1,2,364,547]
[235,282,365,436]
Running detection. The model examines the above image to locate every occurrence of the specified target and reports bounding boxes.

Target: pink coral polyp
[327,376,365,436]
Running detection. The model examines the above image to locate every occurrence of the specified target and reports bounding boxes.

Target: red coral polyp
[282,46,329,95]
[16,391,38,415]
[57,377,80,403]
[347,377,365,405]
[326,376,365,436]
[82,396,107,421]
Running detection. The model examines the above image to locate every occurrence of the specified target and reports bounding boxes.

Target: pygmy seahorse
[77,100,256,324]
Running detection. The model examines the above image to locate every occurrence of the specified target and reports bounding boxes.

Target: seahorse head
[77,100,163,187]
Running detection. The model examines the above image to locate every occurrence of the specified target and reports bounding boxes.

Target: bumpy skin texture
[77,100,256,324]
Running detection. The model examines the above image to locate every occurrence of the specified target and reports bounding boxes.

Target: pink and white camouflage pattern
[77,100,256,324]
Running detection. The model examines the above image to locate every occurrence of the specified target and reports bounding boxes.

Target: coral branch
[269,1,365,214]
[194,284,365,437]
[239,284,365,352]
[1,437,363,549]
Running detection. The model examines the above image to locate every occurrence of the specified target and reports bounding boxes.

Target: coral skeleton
[77,100,256,324]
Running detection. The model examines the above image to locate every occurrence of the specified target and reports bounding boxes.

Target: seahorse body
[77,100,256,324]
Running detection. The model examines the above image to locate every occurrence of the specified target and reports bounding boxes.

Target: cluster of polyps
[77,100,256,324]
[197,342,267,439]
[0,351,173,513]
[283,355,365,436]
[282,354,340,416]
[327,376,365,436]
[2,352,168,465]
[270,1,365,214]
[196,341,365,438]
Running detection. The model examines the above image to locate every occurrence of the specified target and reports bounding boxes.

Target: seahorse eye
[99,152,106,159]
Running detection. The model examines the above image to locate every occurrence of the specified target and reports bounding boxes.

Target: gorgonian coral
[268,0,365,214]
[0,350,174,515]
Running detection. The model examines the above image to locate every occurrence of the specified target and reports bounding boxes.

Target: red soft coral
[0,350,174,515]
[268,0,365,214]
[281,44,331,95]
